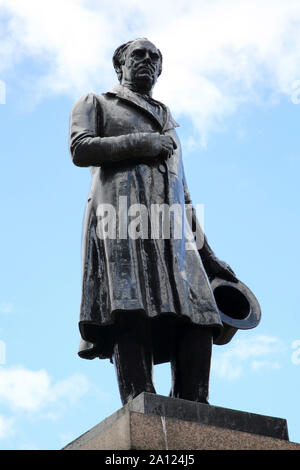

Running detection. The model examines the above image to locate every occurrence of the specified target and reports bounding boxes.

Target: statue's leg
[170,324,213,404]
[113,312,156,405]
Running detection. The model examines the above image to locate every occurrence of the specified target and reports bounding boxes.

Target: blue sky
[0,0,300,450]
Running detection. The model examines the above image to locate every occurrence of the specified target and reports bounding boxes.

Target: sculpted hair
[112,38,163,82]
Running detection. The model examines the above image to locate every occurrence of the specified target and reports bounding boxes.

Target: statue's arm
[182,168,237,282]
[69,93,164,167]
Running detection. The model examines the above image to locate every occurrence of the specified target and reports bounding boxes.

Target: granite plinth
[63,393,299,450]
[127,392,289,440]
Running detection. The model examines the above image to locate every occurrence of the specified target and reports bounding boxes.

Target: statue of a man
[69,38,237,405]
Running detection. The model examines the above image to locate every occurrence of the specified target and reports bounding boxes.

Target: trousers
[112,312,213,405]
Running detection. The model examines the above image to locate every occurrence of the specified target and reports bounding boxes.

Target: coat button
[158,163,166,174]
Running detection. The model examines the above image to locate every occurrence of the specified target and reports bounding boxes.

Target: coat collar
[106,84,179,132]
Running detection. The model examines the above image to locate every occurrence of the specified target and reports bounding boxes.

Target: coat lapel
[106,85,179,132]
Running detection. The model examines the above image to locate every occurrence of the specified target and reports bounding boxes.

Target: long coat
[69,84,222,364]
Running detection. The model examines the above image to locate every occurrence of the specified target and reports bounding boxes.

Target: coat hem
[78,310,223,364]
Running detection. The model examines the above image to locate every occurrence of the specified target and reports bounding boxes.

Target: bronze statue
[69,38,260,406]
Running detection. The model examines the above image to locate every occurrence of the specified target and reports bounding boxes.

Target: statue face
[121,39,161,93]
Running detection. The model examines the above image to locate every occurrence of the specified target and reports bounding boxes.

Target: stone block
[63,393,300,450]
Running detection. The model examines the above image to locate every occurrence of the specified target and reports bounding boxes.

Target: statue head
[113,38,163,95]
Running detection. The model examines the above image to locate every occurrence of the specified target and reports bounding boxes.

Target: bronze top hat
[211,277,261,345]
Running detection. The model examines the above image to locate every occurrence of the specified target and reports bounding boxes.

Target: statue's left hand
[159,135,177,159]
[206,256,238,283]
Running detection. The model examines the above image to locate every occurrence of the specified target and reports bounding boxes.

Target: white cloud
[0,366,90,413]
[251,360,281,372]
[212,335,284,380]
[0,414,15,440]
[1,0,300,141]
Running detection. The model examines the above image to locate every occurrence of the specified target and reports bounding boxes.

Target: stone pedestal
[63,393,300,450]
